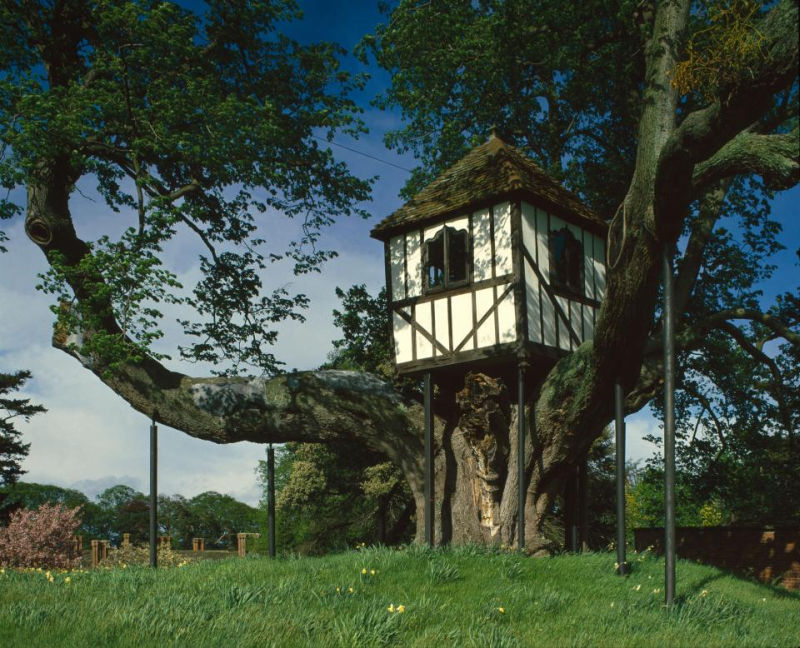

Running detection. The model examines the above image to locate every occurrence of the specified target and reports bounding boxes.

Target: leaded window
[424,225,470,292]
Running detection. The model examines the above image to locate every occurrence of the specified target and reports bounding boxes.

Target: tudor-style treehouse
[371,133,607,548]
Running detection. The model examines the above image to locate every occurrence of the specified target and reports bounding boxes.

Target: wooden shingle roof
[371,134,605,240]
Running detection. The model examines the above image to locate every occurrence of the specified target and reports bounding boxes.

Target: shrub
[99,543,193,568]
[0,503,82,568]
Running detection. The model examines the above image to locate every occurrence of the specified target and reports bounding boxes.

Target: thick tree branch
[700,308,800,349]
[713,321,794,437]
[681,382,726,459]
[674,182,729,314]
[692,128,799,193]
[654,0,799,242]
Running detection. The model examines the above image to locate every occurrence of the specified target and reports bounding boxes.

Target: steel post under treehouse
[663,245,676,605]
[424,372,434,547]
[149,418,158,568]
[615,380,629,574]
[268,443,276,558]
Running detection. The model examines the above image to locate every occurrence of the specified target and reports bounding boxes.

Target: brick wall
[633,527,799,590]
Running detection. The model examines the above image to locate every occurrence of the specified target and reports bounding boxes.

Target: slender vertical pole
[567,465,579,552]
[614,381,629,575]
[578,457,588,552]
[267,443,276,558]
[423,372,434,547]
[663,245,676,605]
[517,362,526,550]
[149,418,158,569]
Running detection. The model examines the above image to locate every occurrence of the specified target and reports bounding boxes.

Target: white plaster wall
[406,232,422,298]
[393,312,412,363]
[497,289,516,343]
[416,301,434,359]
[472,208,492,281]
[434,297,449,354]
[525,257,542,344]
[493,201,513,276]
[450,292,473,352]
[475,287,496,348]
[390,236,405,301]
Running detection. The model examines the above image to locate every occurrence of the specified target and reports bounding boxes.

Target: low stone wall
[633,526,799,590]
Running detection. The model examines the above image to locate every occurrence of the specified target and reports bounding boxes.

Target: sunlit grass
[1,546,797,647]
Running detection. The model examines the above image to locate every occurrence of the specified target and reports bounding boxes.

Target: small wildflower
[65,577,71,584]
[336,587,341,594]
[387,604,395,613]
[653,588,661,594]
[634,584,642,591]
[760,597,767,602]
[614,562,619,569]
[397,605,405,613]
[700,589,708,597]
[498,607,505,614]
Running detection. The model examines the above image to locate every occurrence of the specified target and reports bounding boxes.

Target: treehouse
[371,133,608,380]
[371,133,608,548]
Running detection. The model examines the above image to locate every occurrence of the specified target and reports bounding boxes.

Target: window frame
[422,224,471,294]
[548,226,585,298]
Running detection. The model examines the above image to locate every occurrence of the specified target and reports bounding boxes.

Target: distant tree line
[0,482,261,550]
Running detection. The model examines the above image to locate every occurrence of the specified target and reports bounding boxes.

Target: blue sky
[1,1,797,506]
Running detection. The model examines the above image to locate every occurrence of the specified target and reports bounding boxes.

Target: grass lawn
[1,545,797,647]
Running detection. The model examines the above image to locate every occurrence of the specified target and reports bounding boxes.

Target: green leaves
[3,0,373,374]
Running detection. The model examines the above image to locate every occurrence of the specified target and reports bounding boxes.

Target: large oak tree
[2,0,797,550]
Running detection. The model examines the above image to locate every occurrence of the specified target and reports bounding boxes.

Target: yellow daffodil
[348,587,354,594]
[397,605,405,613]
[361,568,367,575]
[700,590,708,597]
[45,571,51,579]
[370,569,376,575]
[387,604,395,613]
[498,607,505,614]
[336,587,341,594]
[653,588,661,594]
[610,602,614,608]
[634,584,641,591]
[65,577,71,584]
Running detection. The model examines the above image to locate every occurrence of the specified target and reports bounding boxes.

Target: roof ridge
[371,136,604,240]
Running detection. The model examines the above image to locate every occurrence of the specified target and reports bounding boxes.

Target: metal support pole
[149,418,158,569]
[578,457,588,552]
[423,372,434,547]
[614,381,629,575]
[267,443,276,558]
[517,362,526,551]
[663,245,676,605]
[567,464,578,552]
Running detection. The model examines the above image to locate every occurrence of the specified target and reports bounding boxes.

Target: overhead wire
[311,135,413,173]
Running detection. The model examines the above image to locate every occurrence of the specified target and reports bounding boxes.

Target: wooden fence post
[237,533,246,557]
[91,540,99,568]
[122,533,130,547]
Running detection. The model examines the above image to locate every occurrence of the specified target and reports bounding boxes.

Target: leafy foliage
[1,0,373,375]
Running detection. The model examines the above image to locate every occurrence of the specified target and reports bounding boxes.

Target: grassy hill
[1,545,797,647]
